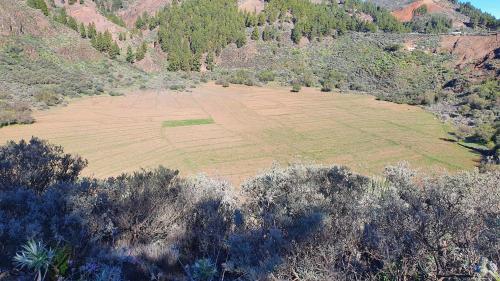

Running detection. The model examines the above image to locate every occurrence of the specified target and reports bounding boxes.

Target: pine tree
[87,23,97,39]
[79,22,86,38]
[205,52,215,71]
[126,46,135,63]
[28,0,49,16]
[55,8,68,25]
[90,36,97,48]
[258,12,266,26]
[167,51,181,71]
[135,42,147,61]
[38,0,49,16]
[135,15,144,29]
[103,30,113,52]
[67,16,78,31]
[95,32,104,51]
[141,12,150,29]
[235,34,246,48]
[251,27,259,40]
[262,26,275,41]
[157,0,246,71]
[245,12,257,27]
[191,54,201,71]
[109,42,120,59]
[291,27,302,43]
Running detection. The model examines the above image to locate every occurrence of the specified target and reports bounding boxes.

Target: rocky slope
[370,0,469,28]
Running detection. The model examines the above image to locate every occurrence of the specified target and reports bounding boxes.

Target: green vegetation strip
[162,118,214,127]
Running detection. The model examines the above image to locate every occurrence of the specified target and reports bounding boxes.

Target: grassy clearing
[0,83,478,184]
[162,118,214,127]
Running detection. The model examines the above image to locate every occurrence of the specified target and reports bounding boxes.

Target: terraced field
[0,83,478,184]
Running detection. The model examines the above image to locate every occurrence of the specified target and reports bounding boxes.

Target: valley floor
[0,83,478,184]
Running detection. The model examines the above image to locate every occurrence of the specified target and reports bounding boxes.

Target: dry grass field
[0,83,478,184]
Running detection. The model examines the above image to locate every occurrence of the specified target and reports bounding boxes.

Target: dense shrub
[0,137,87,193]
[370,163,500,279]
[26,0,49,16]
[256,70,275,83]
[1,139,499,280]
[229,163,500,280]
[321,69,345,92]
[413,4,428,17]
[103,12,126,27]
[0,101,34,127]
[408,14,453,34]
[75,171,235,270]
[231,164,372,280]
[291,81,301,92]
[227,69,257,86]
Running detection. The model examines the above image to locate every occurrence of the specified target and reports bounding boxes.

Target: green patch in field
[162,118,214,127]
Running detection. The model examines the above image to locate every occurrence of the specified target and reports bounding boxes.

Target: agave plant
[13,240,55,281]
[190,258,217,281]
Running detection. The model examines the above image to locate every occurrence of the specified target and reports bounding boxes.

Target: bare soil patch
[440,34,500,69]
[392,0,467,28]
[238,0,265,14]
[0,83,478,184]
[119,0,171,28]
[57,1,126,39]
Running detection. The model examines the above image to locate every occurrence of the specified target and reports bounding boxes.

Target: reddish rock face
[118,0,172,28]
[390,0,468,28]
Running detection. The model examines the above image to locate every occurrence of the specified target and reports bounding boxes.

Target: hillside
[54,0,126,39]
[1,0,500,280]
[440,33,500,70]
[392,0,468,28]
[2,0,498,158]
[366,0,415,11]
[369,0,468,29]
[0,0,144,127]
[118,0,171,27]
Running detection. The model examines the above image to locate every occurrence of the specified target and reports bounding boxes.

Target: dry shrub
[1,138,498,280]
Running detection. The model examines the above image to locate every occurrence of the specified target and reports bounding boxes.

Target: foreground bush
[0,138,87,193]
[0,139,498,280]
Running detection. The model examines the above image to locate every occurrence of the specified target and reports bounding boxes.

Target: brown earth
[0,1,101,61]
[238,0,265,13]
[0,1,55,37]
[119,0,171,28]
[0,83,478,185]
[392,0,447,22]
[392,0,467,28]
[440,34,500,69]
[55,1,126,40]
[134,46,166,72]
